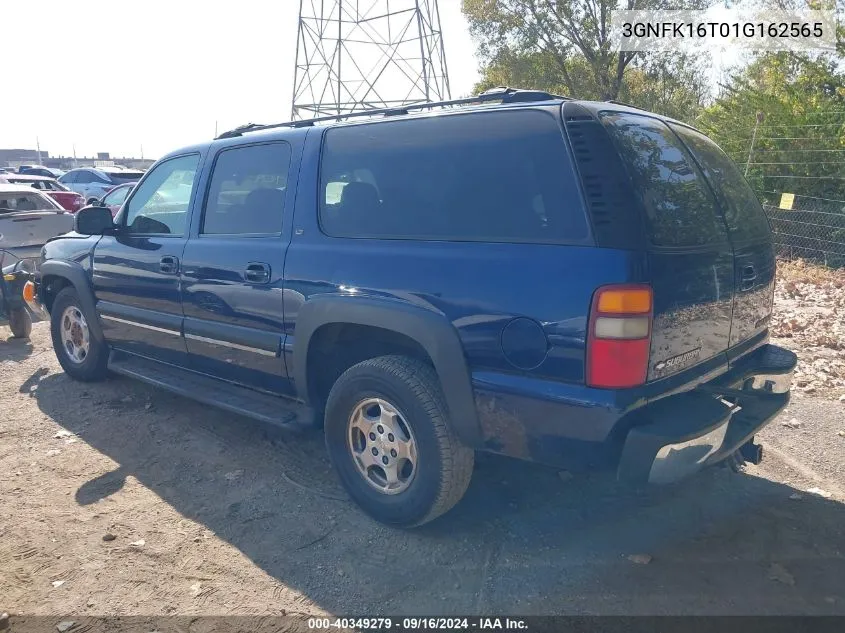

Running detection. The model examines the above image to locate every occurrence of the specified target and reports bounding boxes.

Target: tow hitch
[739,439,764,465]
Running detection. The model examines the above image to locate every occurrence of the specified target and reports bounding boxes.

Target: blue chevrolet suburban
[37,88,796,527]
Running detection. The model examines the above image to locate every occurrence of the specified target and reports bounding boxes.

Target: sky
[2,0,481,160]
[2,1,755,161]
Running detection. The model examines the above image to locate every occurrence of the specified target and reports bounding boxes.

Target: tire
[9,307,32,339]
[50,287,109,381]
[324,355,474,527]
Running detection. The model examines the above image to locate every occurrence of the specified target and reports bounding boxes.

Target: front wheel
[324,355,474,527]
[9,307,32,339]
[50,287,109,381]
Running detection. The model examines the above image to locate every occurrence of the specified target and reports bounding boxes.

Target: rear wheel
[8,307,32,339]
[50,287,109,381]
[325,355,474,527]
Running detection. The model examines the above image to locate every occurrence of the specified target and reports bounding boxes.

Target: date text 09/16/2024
[307,617,529,630]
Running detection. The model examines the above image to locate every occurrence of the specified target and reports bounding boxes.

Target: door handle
[740,265,756,291]
[244,262,271,284]
[159,255,179,274]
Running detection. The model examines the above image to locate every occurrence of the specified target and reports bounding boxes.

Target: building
[0,148,154,172]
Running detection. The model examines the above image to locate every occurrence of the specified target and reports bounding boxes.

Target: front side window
[318,110,589,243]
[123,154,199,235]
[602,112,726,248]
[202,142,291,235]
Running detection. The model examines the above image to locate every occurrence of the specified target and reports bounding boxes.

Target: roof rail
[605,99,646,111]
[216,87,571,139]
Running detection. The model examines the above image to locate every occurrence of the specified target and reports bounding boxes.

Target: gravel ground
[1,323,844,619]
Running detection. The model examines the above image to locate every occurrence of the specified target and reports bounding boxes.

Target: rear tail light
[586,284,653,389]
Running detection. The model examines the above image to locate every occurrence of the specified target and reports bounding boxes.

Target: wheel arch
[293,295,482,447]
[39,260,105,342]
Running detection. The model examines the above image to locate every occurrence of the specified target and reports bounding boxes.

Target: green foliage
[696,52,845,201]
[462,0,710,120]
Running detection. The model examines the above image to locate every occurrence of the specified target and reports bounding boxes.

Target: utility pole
[292,0,451,119]
[36,137,42,165]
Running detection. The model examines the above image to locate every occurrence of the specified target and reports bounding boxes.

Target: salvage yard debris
[772,260,845,398]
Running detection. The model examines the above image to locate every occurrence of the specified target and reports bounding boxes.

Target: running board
[108,352,309,429]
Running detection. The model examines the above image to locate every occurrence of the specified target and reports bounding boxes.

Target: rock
[224,470,243,481]
[65,438,77,445]
[53,430,73,439]
[781,418,803,429]
[129,539,145,547]
[839,395,845,402]
[807,487,832,499]
[45,449,61,457]
[51,580,65,588]
[190,582,202,596]
[838,431,845,437]
[337,569,345,577]
[789,493,804,500]
[768,562,795,586]
[626,554,652,565]
[0,613,8,631]
[144,402,153,410]
[102,533,116,542]
[120,395,133,403]
[558,470,573,483]
[56,621,76,633]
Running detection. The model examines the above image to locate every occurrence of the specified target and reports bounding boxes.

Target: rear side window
[670,124,771,243]
[319,110,589,243]
[602,112,726,248]
[202,142,291,235]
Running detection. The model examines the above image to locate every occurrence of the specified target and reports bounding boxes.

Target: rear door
[180,140,298,395]
[601,112,735,381]
[670,124,775,356]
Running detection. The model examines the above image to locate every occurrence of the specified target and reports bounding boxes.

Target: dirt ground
[1,323,845,620]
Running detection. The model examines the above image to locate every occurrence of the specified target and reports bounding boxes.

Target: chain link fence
[759,191,845,268]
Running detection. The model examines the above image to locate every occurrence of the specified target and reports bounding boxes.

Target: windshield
[0,191,58,213]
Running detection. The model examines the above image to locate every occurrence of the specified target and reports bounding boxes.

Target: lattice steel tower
[292,0,451,119]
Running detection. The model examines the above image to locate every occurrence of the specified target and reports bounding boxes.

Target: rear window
[601,112,726,248]
[0,191,57,213]
[670,124,771,243]
[319,110,589,243]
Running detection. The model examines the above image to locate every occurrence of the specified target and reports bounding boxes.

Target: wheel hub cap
[347,397,417,495]
[60,306,90,364]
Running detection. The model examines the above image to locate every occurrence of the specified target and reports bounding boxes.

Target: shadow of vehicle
[0,334,34,361]
[26,369,845,615]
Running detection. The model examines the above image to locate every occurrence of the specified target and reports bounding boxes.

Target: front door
[92,153,202,366]
[180,140,297,395]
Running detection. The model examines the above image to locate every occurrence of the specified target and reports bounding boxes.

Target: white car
[58,166,144,203]
[0,185,74,259]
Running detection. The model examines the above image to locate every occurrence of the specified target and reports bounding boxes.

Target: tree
[462,0,710,112]
[696,52,845,199]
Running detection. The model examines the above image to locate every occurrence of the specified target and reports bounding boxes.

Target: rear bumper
[617,344,795,483]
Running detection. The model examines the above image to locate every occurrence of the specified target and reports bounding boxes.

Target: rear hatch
[598,111,737,381]
[666,123,776,356]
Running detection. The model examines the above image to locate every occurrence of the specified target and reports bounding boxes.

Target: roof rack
[216,87,571,139]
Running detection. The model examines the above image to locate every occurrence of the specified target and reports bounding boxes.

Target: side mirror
[74,205,116,235]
